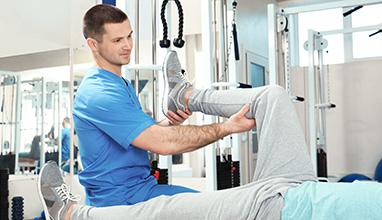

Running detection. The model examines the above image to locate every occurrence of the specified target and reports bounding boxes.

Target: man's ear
[86,38,98,52]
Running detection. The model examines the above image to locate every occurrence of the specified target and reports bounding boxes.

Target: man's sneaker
[162,50,192,115]
[37,161,80,220]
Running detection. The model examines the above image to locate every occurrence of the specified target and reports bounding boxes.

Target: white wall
[235,0,277,82]
[0,0,95,70]
[291,60,382,178]
[0,0,69,58]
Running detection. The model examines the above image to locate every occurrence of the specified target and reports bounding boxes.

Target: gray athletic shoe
[38,161,80,220]
[162,50,192,115]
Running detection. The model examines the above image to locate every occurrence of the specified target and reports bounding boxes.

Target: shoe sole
[161,51,173,117]
[37,162,64,220]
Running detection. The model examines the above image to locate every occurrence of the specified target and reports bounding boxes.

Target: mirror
[0,63,72,175]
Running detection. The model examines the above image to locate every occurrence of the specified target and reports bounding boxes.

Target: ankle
[64,203,76,220]
[184,87,193,111]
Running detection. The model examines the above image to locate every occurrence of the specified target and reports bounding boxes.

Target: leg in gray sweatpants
[71,85,316,220]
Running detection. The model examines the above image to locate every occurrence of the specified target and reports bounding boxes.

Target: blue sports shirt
[61,127,70,161]
[73,67,157,207]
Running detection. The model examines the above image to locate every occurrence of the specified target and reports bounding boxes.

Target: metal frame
[268,0,382,176]
[14,75,21,173]
[281,0,382,14]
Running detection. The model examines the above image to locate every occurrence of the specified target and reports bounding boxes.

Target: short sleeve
[84,90,155,150]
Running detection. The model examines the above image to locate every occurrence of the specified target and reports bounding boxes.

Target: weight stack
[216,156,240,190]
[0,168,10,220]
[317,148,328,178]
[11,197,24,220]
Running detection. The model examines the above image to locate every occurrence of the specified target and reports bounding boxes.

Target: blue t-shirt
[282,181,382,220]
[73,67,156,207]
[61,127,70,161]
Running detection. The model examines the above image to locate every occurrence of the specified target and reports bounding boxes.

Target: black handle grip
[232,23,240,61]
[295,96,305,102]
[369,29,382,37]
[343,5,363,17]
[237,83,252,88]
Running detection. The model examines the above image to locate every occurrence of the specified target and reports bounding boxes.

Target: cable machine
[268,0,382,177]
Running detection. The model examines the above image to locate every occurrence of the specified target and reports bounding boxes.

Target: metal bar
[219,0,227,82]
[307,30,317,176]
[41,77,46,166]
[281,0,382,14]
[152,0,157,121]
[14,75,21,174]
[134,0,140,95]
[1,80,5,154]
[57,81,62,168]
[203,0,217,191]
[69,48,75,175]
[321,23,382,36]
[317,44,327,149]
[267,4,278,85]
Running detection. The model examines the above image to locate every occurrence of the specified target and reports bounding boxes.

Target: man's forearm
[162,123,231,154]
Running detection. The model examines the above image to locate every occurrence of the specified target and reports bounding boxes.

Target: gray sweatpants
[71,85,316,220]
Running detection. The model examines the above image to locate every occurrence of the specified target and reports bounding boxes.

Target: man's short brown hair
[83,4,128,41]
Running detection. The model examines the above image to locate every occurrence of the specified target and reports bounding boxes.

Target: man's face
[96,20,133,66]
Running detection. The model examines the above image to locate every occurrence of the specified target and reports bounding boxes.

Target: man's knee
[265,85,288,100]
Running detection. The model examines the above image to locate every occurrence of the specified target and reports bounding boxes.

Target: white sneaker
[162,50,192,116]
[37,161,80,220]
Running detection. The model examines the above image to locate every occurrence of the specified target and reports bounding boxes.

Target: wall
[0,0,95,71]
[235,0,277,82]
[291,60,382,178]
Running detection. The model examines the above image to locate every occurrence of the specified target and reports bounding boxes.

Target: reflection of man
[61,117,71,162]
[19,135,41,162]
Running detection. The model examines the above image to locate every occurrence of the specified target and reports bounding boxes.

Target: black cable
[173,0,185,48]
[232,1,240,60]
[160,0,170,48]
[159,0,185,48]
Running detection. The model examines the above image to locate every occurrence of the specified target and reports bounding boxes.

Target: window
[298,9,344,66]
[353,31,382,58]
[351,4,382,28]
[352,4,382,59]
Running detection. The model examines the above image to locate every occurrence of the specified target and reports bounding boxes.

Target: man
[73,4,253,208]
[40,3,379,220]
[61,117,71,162]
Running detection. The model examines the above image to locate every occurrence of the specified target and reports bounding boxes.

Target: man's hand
[167,109,192,125]
[224,104,256,133]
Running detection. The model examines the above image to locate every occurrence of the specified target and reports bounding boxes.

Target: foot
[162,50,192,116]
[37,161,80,220]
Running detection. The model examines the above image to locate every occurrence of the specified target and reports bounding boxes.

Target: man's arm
[132,104,255,155]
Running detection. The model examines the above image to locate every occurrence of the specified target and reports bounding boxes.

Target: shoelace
[175,71,188,83]
[55,184,81,203]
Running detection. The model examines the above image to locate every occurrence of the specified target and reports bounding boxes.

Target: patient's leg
[188,85,316,182]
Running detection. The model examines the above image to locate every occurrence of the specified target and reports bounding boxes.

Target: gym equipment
[0,168,9,220]
[268,1,382,178]
[11,196,24,220]
[159,0,185,48]
[216,154,240,190]
[343,5,363,17]
[374,159,382,182]
[338,173,372,182]
[232,1,240,61]
[369,29,382,37]
[150,160,168,184]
